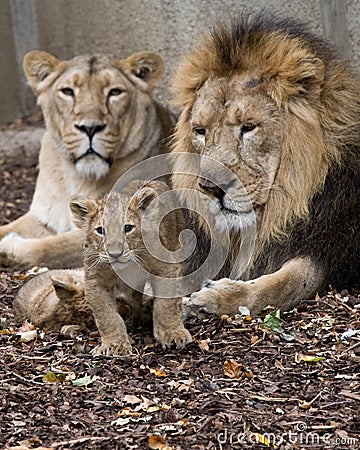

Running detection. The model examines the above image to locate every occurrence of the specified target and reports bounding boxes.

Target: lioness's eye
[60,87,75,97]
[240,123,258,137]
[193,127,206,136]
[108,88,124,96]
[95,226,105,236]
[124,224,135,233]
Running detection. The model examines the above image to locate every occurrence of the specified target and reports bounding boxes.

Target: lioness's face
[24,51,164,181]
[186,75,285,225]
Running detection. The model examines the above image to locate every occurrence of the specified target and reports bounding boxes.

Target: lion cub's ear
[70,196,98,229]
[120,52,164,92]
[132,187,158,211]
[50,274,82,300]
[23,51,62,95]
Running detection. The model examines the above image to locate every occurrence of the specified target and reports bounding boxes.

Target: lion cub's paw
[155,327,192,349]
[60,325,82,338]
[91,339,132,356]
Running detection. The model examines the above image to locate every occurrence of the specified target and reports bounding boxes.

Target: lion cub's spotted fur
[70,180,192,355]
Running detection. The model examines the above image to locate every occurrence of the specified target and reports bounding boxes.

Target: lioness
[70,180,192,355]
[171,15,360,315]
[0,51,175,269]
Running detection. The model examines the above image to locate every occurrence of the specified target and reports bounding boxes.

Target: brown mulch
[0,127,359,450]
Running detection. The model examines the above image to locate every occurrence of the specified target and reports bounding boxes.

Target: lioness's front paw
[0,233,26,267]
[155,327,192,349]
[92,339,132,356]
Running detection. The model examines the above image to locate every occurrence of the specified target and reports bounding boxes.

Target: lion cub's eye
[95,226,105,236]
[240,123,258,137]
[60,87,75,97]
[108,88,124,96]
[124,224,135,233]
[193,127,206,136]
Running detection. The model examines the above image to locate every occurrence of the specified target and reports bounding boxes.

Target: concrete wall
[1,0,359,124]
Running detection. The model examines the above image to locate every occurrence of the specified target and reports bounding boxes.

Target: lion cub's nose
[199,178,226,202]
[108,251,123,261]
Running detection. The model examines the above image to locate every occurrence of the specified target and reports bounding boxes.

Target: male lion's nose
[199,178,226,202]
[75,124,106,138]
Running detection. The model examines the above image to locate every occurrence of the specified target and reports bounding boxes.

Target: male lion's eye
[124,224,135,233]
[240,123,258,137]
[60,87,75,97]
[108,88,124,96]
[95,226,105,236]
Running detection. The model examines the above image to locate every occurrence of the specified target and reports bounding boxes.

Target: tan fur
[12,269,94,336]
[171,17,360,315]
[70,180,192,355]
[0,51,175,269]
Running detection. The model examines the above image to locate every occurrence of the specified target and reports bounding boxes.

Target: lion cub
[13,269,95,335]
[70,180,192,355]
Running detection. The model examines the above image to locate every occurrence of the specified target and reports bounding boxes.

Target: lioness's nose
[75,124,106,138]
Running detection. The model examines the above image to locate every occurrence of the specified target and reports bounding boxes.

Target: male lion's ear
[23,51,61,95]
[120,52,164,92]
[69,196,97,228]
[133,187,158,211]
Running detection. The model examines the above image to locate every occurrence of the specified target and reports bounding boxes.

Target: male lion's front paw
[189,278,251,315]
[91,339,132,356]
[155,327,192,349]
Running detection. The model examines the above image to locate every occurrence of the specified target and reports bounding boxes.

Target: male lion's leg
[0,211,53,240]
[189,257,326,316]
[0,229,84,269]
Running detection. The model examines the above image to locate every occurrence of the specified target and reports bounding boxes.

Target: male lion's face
[24,51,164,181]
[185,75,285,228]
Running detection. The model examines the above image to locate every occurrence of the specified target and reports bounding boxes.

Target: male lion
[171,15,360,315]
[0,51,175,269]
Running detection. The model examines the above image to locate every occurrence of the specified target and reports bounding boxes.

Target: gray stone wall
[1,0,358,124]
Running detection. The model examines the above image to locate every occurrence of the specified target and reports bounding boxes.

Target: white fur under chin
[75,159,110,181]
[215,211,256,232]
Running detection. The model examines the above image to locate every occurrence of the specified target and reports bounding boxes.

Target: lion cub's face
[23,51,164,181]
[174,75,286,228]
[70,181,164,268]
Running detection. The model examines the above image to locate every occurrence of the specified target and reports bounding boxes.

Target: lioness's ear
[23,50,61,95]
[133,187,158,211]
[70,196,97,228]
[120,52,164,92]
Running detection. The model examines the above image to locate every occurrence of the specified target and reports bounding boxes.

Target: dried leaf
[295,353,325,364]
[224,359,243,379]
[43,371,66,383]
[123,394,142,404]
[149,367,167,377]
[17,329,37,342]
[198,339,210,352]
[148,434,172,450]
[253,432,278,448]
[72,374,96,387]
